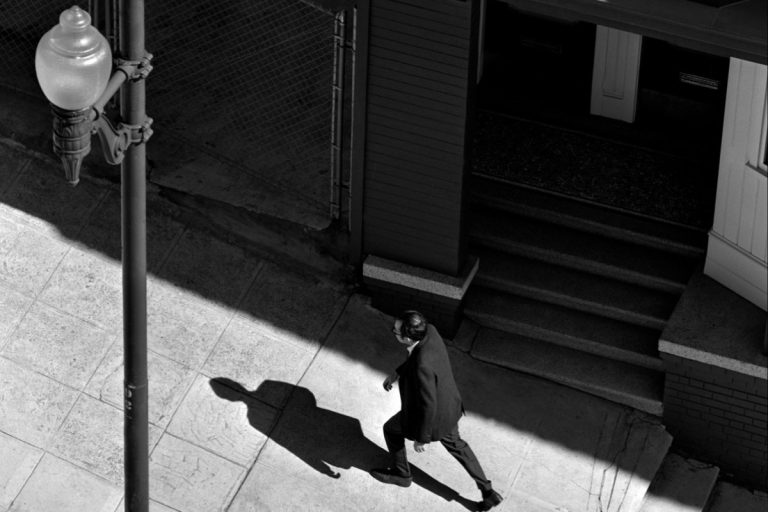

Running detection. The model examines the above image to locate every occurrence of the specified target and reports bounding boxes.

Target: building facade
[350,0,767,489]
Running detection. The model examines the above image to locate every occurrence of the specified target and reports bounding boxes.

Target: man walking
[371,310,503,511]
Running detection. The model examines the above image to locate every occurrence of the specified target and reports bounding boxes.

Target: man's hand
[383,372,399,391]
[414,442,427,453]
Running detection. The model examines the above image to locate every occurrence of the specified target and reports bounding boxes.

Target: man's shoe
[477,489,503,511]
[370,467,413,487]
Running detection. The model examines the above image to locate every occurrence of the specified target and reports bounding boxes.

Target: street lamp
[35,4,151,511]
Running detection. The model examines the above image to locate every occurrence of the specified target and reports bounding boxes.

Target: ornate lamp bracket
[93,115,154,165]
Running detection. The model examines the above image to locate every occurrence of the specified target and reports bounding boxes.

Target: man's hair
[398,310,428,341]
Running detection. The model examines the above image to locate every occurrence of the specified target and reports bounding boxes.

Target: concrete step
[590,410,674,511]
[465,287,664,371]
[471,174,708,258]
[475,247,678,330]
[471,327,664,415]
[470,207,699,293]
[639,453,720,512]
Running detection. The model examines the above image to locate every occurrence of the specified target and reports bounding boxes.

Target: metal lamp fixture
[35,4,151,511]
[35,4,153,186]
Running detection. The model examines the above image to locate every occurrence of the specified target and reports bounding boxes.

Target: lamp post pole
[120,1,149,511]
[35,3,151,510]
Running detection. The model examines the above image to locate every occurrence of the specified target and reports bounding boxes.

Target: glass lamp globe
[35,5,112,111]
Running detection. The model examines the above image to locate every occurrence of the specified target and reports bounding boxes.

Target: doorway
[472,1,727,230]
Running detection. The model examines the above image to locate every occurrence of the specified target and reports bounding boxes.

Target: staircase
[464,174,708,416]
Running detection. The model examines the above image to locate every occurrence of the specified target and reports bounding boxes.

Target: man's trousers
[383,412,492,492]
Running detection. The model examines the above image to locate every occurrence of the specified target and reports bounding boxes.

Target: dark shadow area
[0,6,759,512]
[209,378,479,511]
[476,1,724,229]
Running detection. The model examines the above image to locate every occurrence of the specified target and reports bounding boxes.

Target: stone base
[362,254,479,338]
[660,272,768,490]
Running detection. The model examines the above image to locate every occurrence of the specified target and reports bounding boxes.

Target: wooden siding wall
[705,58,768,310]
[362,0,475,276]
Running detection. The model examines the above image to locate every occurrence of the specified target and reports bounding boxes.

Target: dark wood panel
[371,16,469,53]
[366,139,464,171]
[368,64,466,99]
[364,211,461,246]
[367,122,463,157]
[368,82,465,118]
[368,74,465,109]
[365,180,462,217]
[366,130,464,163]
[369,42,469,76]
[368,94,464,126]
[367,149,462,183]
[374,0,469,29]
[366,163,461,193]
[373,4,470,39]
[367,103,465,139]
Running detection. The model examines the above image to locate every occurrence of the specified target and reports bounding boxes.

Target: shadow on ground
[210,378,479,511]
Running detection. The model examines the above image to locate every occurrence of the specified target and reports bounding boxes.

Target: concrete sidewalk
[1,139,765,512]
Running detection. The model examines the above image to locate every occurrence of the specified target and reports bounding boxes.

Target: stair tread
[471,327,664,415]
[471,208,698,289]
[465,287,662,364]
[476,248,678,327]
[640,453,720,512]
[472,175,708,254]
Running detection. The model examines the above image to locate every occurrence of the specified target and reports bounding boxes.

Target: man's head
[392,310,428,346]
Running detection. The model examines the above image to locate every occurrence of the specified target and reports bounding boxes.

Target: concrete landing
[640,453,720,512]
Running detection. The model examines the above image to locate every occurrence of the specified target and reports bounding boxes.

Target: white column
[705,57,768,311]
[590,25,643,123]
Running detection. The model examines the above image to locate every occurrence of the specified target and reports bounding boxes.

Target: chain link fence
[0,0,340,218]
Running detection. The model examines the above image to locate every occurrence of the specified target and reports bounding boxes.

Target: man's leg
[440,423,503,510]
[439,423,491,491]
[383,412,411,476]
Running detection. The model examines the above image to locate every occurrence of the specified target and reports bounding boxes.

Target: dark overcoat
[395,324,464,443]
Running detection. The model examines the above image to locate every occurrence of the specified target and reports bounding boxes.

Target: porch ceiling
[500,0,767,63]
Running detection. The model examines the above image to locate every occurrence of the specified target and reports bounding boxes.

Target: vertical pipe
[120,1,148,511]
[330,11,346,220]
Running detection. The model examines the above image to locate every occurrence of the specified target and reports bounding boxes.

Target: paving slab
[0,357,79,447]
[0,146,29,197]
[0,156,107,241]
[2,301,115,389]
[75,188,187,272]
[167,374,279,467]
[85,343,197,429]
[0,216,69,297]
[0,286,32,350]
[202,316,319,409]
[238,261,349,352]
[156,227,263,309]
[8,453,122,512]
[145,280,234,369]
[0,432,43,510]
[38,247,123,332]
[49,394,163,486]
[149,434,245,512]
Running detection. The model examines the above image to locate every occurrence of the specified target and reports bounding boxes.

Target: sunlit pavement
[1,140,765,511]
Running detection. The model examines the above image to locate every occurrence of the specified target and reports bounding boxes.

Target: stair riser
[471,235,686,294]
[465,310,664,371]
[473,351,663,416]
[475,276,669,330]
[475,197,705,258]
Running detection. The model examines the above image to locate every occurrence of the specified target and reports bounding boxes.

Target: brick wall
[364,277,462,338]
[662,353,767,490]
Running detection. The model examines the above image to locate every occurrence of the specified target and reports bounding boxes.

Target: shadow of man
[210,377,478,511]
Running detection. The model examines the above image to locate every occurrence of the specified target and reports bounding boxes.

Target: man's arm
[415,365,437,443]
